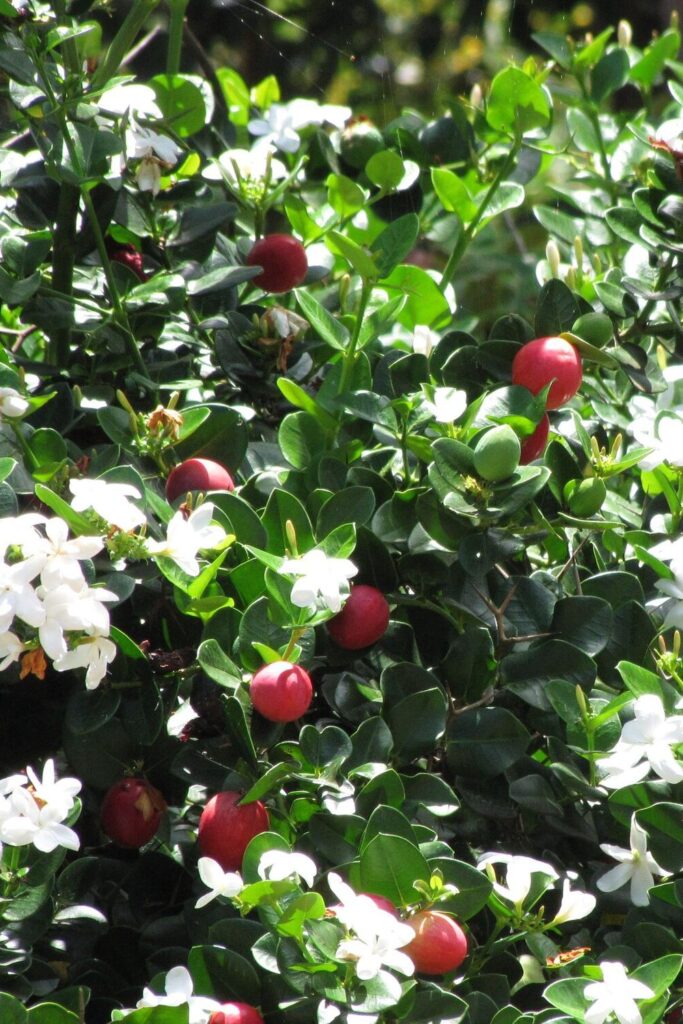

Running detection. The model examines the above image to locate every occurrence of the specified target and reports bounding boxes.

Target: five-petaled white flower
[24,758,81,819]
[597,814,670,906]
[136,965,220,1023]
[0,557,44,633]
[146,502,226,577]
[477,853,559,911]
[54,633,118,690]
[1,787,80,853]
[69,478,146,532]
[599,694,683,789]
[203,147,287,197]
[584,960,653,1024]
[37,582,116,661]
[257,849,317,888]
[195,857,243,909]
[0,386,29,419]
[22,517,104,591]
[279,549,358,614]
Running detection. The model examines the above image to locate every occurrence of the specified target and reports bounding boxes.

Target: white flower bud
[546,239,561,279]
[469,83,483,110]
[617,20,633,47]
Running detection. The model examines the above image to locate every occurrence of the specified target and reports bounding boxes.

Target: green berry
[572,313,613,348]
[565,477,607,516]
[473,425,521,482]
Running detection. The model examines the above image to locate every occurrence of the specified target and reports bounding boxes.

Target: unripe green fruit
[473,426,521,482]
[572,312,613,348]
[340,118,385,170]
[565,477,606,516]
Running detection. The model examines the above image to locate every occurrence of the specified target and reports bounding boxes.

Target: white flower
[0,387,29,419]
[98,83,162,119]
[654,559,683,629]
[53,633,118,690]
[24,759,81,819]
[547,877,596,925]
[0,513,46,559]
[203,147,287,192]
[257,849,317,887]
[0,631,25,670]
[584,961,653,1024]
[318,1001,342,1024]
[599,694,683,789]
[22,517,104,591]
[37,582,116,661]
[0,558,45,633]
[1,787,80,853]
[477,853,559,910]
[422,386,468,424]
[249,103,302,153]
[279,549,358,614]
[597,815,670,906]
[125,119,182,197]
[0,772,27,797]
[412,325,439,357]
[631,411,683,470]
[146,502,226,577]
[195,857,243,909]
[136,965,220,1023]
[69,478,146,532]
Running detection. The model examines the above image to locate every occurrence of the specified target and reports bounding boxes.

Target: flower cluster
[0,510,116,688]
[598,694,683,789]
[0,760,81,855]
[478,853,596,927]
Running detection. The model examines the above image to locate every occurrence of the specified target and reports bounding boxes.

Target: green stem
[577,77,617,202]
[282,627,306,663]
[440,140,521,288]
[166,0,190,75]
[91,0,163,90]
[10,420,38,472]
[338,280,372,396]
[49,183,80,367]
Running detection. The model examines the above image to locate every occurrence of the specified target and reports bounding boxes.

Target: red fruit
[108,242,147,282]
[250,660,313,722]
[198,791,269,871]
[100,778,166,848]
[404,911,468,975]
[208,1005,264,1024]
[246,234,308,293]
[327,585,390,650]
[520,413,550,464]
[512,336,582,410]
[166,458,235,503]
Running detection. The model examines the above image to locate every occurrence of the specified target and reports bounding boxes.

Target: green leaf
[630,29,681,89]
[501,639,596,710]
[295,288,350,351]
[446,707,529,777]
[431,168,478,222]
[317,486,375,536]
[551,596,613,655]
[277,892,326,939]
[197,638,241,689]
[28,1005,79,1023]
[277,376,338,430]
[365,149,406,191]
[188,943,261,1004]
[370,213,420,277]
[532,31,572,67]
[358,833,431,906]
[0,994,28,1023]
[326,173,367,217]
[65,687,121,735]
[591,48,630,101]
[279,411,328,469]
[616,661,663,700]
[486,66,551,135]
[381,264,451,329]
[151,74,207,136]
[261,488,315,555]
[631,954,683,999]
[385,688,448,763]
[327,230,378,279]
[535,280,579,336]
[636,805,683,872]
[573,26,614,69]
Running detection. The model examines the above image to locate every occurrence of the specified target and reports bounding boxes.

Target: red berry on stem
[166,458,235,503]
[512,336,582,410]
[101,778,166,848]
[246,234,308,293]
[198,791,269,871]
[520,413,550,464]
[403,910,468,975]
[208,1005,265,1024]
[327,585,390,650]
[250,660,313,722]
[107,242,147,282]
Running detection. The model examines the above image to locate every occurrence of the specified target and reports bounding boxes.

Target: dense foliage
[0,3,683,1024]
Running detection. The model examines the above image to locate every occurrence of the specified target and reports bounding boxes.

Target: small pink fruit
[404,910,468,975]
[208,1005,264,1024]
[166,458,234,503]
[246,234,308,293]
[512,336,582,410]
[250,661,313,722]
[198,791,269,872]
[520,414,550,464]
[101,778,166,848]
[327,585,390,650]
[107,242,146,282]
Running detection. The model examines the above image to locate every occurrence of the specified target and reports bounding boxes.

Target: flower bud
[469,83,483,110]
[617,20,633,47]
[546,239,561,279]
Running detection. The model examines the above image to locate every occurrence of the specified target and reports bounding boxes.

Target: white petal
[596,862,635,894]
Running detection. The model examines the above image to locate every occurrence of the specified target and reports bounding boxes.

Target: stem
[577,77,617,202]
[166,0,190,76]
[338,280,372,396]
[440,140,521,288]
[49,183,80,367]
[10,420,38,472]
[91,0,163,90]
[282,627,306,663]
